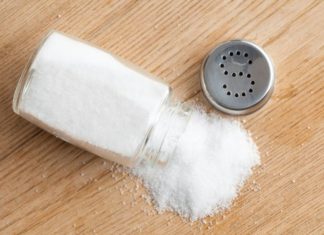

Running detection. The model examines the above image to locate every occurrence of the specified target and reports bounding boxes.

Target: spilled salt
[133,107,259,220]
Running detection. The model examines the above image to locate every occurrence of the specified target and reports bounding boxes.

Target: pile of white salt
[133,107,259,220]
[14,31,260,221]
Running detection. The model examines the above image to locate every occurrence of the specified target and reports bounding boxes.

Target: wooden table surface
[0,0,323,234]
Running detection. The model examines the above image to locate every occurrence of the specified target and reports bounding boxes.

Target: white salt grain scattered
[133,107,259,221]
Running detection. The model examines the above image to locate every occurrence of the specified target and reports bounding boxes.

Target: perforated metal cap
[201,40,275,115]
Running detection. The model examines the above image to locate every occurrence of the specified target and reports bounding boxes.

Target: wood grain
[0,0,323,234]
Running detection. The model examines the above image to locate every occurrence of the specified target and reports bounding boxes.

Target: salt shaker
[13,31,190,167]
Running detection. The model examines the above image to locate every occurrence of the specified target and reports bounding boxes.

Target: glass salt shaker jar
[13,31,191,167]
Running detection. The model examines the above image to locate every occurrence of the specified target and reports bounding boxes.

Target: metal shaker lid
[201,40,275,115]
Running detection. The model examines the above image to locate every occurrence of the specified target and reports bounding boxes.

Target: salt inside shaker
[13,31,190,167]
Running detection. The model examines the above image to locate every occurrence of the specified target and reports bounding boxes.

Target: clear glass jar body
[13,31,190,167]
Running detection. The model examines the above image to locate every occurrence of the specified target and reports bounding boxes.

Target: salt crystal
[133,108,259,220]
